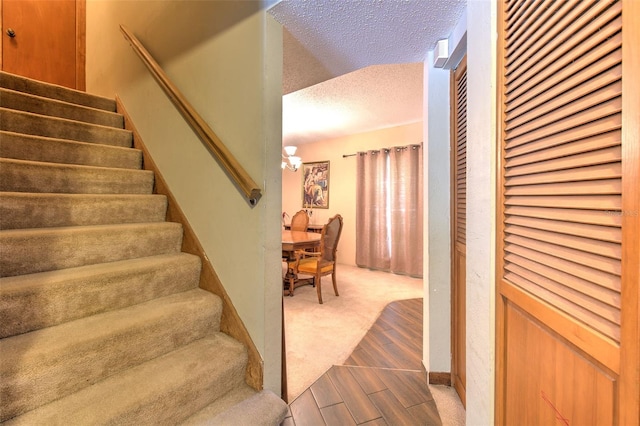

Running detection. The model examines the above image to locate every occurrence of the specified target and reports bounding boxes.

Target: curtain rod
[342,143,423,158]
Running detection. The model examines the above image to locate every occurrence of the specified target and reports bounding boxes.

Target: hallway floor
[283,299,441,425]
[283,265,465,425]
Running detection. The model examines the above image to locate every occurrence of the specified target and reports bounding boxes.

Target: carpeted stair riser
[0,108,132,147]
[182,384,257,424]
[0,159,154,194]
[0,71,116,112]
[0,222,184,277]
[0,193,167,230]
[0,88,124,128]
[0,289,222,422]
[4,335,248,425]
[0,131,142,169]
[0,253,201,338]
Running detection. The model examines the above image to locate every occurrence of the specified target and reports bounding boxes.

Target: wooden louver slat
[507,1,619,87]
[506,133,621,167]
[506,64,621,130]
[504,243,621,293]
[507,27,621,111]
[502,0,623,343]
[455,66,467,246]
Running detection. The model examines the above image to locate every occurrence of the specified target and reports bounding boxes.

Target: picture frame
[302,161,330,209]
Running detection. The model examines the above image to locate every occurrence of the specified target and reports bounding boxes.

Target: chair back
[290,210,309,232]
[321,214,343,262]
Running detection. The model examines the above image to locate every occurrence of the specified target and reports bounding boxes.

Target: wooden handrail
[120,25,262,206]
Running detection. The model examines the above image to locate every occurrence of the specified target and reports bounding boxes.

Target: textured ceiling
[269,0,466,145]
[283,63,423,145]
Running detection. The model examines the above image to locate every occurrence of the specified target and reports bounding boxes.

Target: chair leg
[332,272,339,296]
[289,274,296,296]
[316,272,323,304]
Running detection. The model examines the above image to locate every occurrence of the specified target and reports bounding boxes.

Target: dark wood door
[1,0,84,89]
[451,55,467,407]
[496,0,639,423]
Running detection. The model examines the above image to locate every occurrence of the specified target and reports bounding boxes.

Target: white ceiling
[268,0,466,146]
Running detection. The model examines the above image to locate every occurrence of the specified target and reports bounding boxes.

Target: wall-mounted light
[282,145,302,171]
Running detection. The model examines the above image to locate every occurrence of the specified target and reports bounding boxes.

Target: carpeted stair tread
[0,131,142,169]
[182,388,289,425]
[0,289,223,422]
[3,334,248,425]
[0,108,132,147]
[0,88,124,128]
[0,253,202,338]
[0,158,154,194]
[0,71,116,112]
[0,222,184,277]
[0,192,167,230]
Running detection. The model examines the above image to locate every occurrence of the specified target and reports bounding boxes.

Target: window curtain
[356,145,423,277]
[356,150,390,270]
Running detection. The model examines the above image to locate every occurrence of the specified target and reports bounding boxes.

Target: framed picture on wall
[302,161,330,209]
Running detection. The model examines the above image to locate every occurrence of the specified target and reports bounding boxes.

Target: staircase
[0,71,287,425]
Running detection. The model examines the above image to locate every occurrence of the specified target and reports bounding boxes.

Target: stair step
[0,192,167,229]
[3,334,247,425]
[0,71,116,112]
[0,158,154,194]
[0,108,131,147]
[0,131,141,169]
[0,72,279,424]
[0,289,223,422]
[182,384,257,425]
[182,388,288,425]
[0,88,124,128]
[0,253,201,337]
[0,222,184,277]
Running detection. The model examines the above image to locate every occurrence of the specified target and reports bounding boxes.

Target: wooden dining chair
[289,210,309,232]
[290,214,344,304]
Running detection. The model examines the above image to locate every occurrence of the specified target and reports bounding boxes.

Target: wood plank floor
[282,298,441,425]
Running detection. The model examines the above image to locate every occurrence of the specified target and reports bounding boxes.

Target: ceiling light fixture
[282,145,302,172]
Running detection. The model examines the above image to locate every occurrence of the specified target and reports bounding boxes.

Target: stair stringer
[117,96,264,392]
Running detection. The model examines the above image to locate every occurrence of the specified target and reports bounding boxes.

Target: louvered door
[451,55,467,407]
[496,0,639,424]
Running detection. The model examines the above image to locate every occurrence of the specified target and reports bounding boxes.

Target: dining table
[281,230,321,259]
[282,230,321,296]
[283,223,324,233]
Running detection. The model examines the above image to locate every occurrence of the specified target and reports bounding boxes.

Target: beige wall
[282,122,423,267]
[424,52,452,374]
[465,0,497,422]
[85,1,284,393]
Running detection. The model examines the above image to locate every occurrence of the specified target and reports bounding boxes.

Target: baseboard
[420,362,452,386]
[117,97,263,391]
[428,371,452,386]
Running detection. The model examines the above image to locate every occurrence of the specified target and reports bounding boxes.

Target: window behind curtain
[356,145,423,277]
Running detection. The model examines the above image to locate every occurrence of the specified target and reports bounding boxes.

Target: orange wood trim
[0,0,3,70]
[449,57,457,400]
[495,1,508,423]
[75,0,86,91]
[116,96,264,391]
[281,295,287,402]
[500,280,620,373]
[428,371,452,386]
[118,25,262,207]
[450,55,468,408]
[619,0,640,423]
